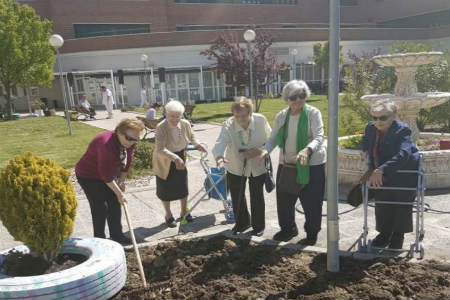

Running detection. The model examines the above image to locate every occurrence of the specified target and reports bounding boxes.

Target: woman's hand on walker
[368,168,383,187]
[215,156,229,167]
[195,144,207,152]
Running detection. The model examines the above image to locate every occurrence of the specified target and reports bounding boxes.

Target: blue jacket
[362,120,419,187]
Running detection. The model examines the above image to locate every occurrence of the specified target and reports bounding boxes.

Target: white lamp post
[49,34,72,135]
[244,29,256,99]
[290,48,298,80]
[141,54,149,105]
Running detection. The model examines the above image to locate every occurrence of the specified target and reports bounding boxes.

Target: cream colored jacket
[212,113,272,177]
[153,119,198,180]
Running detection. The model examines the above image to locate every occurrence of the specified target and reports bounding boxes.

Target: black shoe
[371,232,392,248]
[273,229,298,242]
[165,216,177,228]
[389,232,404,249]
[298,233,318,246]
[251,229,265,237]
[111,235,132,246]
[232,224,251,235]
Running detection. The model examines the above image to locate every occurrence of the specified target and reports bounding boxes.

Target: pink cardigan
[75,131,134,182]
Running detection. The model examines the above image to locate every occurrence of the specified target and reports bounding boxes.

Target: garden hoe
[122,200,147,288]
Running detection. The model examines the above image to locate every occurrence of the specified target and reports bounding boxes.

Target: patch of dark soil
[114,236,450,300]
[2,252,87,276]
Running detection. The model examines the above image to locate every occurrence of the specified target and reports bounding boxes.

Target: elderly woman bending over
[153,100,206,228]
[213,97,271,236]
[362,100,419,249]
[265,80,326,245]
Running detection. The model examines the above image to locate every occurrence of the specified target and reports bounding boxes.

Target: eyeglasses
[288,92,307,102]
[372,115,390,121]
[124,134,139,142]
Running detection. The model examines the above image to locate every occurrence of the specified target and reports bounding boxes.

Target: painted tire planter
[0,238,127,300]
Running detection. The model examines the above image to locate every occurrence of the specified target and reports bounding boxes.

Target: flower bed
[114,236,449,300]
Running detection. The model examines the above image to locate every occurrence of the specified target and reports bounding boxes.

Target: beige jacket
[153,119,198,180]
[212,113,272,177]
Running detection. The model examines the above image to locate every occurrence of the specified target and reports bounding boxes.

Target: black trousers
[77,177,123,239]
[276,164,325,235]
[375,189,415,233]
[226,172,266,231]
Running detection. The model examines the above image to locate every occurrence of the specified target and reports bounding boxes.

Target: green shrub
[121,105,137,112]
[0,152,77,261]
[339,135,363,150]
[128,140,154,178]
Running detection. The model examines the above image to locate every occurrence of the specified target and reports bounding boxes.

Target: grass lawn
[0,117,104,169]
[192,95,366,136]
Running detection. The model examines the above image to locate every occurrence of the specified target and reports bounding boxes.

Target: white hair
[165,99,185,115]
[371,99,397,115]
[281,80,311,100]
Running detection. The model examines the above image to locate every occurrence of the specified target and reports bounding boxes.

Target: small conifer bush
[0,152,77,261]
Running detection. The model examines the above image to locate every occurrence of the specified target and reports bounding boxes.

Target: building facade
[5,0,450,111]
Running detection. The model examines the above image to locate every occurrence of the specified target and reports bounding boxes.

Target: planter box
[338,133,450,189]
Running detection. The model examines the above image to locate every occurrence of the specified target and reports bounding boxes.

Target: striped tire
[0,237,127,300]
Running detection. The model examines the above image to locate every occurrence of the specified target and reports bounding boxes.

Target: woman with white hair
[265,80,326,244]
[361,99,419,249]
[153,100,206,227]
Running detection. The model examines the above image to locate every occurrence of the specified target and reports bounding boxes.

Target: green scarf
[276,106,310,184]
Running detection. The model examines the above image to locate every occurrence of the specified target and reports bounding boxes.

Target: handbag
[347,169,376,207]
[264,156,275,193]
[277,163,305,195]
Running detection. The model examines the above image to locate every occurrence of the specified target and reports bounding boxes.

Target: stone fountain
[338,52,450,189]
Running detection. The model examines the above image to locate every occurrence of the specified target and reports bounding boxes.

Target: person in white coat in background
[140,88,149,108]
[101,86,114,119]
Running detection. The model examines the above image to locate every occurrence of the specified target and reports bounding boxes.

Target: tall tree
[0,0,54,119]
[200,30,288,111]
[313,41,343,89]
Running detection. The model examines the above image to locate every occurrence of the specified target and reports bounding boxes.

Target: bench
[136,116,163,139]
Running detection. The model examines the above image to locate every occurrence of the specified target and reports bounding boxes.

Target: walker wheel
[419,245,425,259]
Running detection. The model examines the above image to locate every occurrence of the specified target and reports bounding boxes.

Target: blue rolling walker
[179,145,233,229]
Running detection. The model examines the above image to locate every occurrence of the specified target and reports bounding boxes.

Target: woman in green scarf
[264,80,326,245]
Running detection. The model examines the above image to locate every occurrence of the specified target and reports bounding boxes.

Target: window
[174,0,297,4]
[340,0,358,6]
[73,24,150,38]
[377,9,450,28]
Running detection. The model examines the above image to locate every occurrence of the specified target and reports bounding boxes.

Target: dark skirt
[156,150,188,201]
[375,189,415,233]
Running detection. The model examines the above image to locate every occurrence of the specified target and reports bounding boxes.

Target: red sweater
[75,131,134,182]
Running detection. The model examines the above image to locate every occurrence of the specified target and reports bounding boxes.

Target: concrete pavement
[1,109,449,262]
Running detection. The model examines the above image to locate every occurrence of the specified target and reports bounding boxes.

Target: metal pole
[144,61,149,105]
[327,0,340,272]
[56,49,72,136]
[293,55,296,80]
[120,84,125,107]
[248,42,254,100]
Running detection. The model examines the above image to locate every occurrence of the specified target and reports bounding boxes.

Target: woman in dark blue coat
[362,100,419,249]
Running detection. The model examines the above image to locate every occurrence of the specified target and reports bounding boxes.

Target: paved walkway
[1,110,449,262]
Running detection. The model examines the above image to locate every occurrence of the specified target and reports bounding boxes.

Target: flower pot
[439,140,450,150]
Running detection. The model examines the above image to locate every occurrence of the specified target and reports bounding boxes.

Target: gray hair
[371,99,397,115]
[165,99,185,115]
[281,80,311,101]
